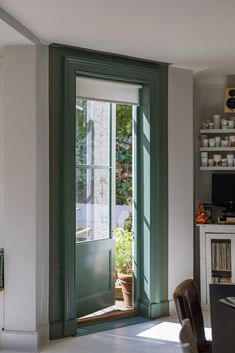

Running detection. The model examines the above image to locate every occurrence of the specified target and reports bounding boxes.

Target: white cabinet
[199,224,235,306]
[200,129,235,170]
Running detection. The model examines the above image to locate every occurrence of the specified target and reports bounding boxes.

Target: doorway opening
[75,98,136,324]
[49,45,168,340]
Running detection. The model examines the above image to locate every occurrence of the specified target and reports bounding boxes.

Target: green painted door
[75,99,115,318]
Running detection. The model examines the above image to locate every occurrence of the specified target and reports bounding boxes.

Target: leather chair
[173,279,212,353]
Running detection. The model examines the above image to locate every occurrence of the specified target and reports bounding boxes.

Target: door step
[77,308,137,326]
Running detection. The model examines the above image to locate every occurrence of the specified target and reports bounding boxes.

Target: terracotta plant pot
[117,271,132,307]
[115,284,123,300]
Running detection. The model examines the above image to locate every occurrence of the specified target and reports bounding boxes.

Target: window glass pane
[76,99,110,166]
[76,167,110,242]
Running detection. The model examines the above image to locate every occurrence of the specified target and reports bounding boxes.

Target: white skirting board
[0,324,49,352]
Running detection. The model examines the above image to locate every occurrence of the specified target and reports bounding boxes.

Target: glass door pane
[76,99,111,242]
[76,99,110,166]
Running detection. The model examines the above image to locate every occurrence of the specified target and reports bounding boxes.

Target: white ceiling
[0,18,31,45]
[1,0,235,73]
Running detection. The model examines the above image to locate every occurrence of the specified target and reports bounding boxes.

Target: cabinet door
[206,233,234,304]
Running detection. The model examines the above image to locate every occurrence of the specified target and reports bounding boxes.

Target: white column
[168,66,194,314]
[0,45,49,352]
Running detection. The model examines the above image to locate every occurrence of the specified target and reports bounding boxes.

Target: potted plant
[115,227,133,307]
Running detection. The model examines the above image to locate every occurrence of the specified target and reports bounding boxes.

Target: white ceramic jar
[213,114,221,129]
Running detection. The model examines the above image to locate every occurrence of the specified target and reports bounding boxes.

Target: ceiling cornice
[0,6,40,44]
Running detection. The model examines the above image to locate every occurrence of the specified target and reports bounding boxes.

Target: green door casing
[49,44,169,339]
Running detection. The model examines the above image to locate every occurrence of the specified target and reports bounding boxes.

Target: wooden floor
[0,310,212,353]
[0,313,212,353]
[41,310,211,353]
[41,316,186,353]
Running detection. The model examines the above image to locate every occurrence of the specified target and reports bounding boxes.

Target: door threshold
[77,309,138,326]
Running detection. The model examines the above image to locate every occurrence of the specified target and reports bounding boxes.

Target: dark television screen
[212,174,235,207]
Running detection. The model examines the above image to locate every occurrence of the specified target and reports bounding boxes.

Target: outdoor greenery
[115,105,133,274]
[76,99,90,203]
[75,101,133,207]
[114,228,133,275]
[116,104,132,206]
[76,99,90,165]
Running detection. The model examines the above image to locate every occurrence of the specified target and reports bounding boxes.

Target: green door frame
[49,43,169,339]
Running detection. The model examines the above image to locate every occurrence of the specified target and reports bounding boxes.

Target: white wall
[3,44,37,332]
[168,66,194,313]
[0,52,4,339]
[194,75,235,205]
[0,45,49,352]
[193,74,235,283]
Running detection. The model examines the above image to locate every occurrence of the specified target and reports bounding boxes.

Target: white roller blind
[76,77,142,105]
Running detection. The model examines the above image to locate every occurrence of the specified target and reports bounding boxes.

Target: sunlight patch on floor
[137,321,181,342]
[137,321,212,343]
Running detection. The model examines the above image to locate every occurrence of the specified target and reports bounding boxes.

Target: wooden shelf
[200,129,235,167]
[200,129,235,134]
[200,167,235,170]
[200,147,235,151]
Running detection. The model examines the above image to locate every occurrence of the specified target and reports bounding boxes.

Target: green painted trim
[140,300,169,319]
[137,66,169,306]
[109,103,113,238]
[149,65,169,303]
[64,60,76,322]
[49,43,169,339]
[49,45,64,326]
[49,320,77,340]
[133,105,141,311]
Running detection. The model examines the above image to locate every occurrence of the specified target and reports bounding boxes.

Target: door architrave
[49,44,169,339]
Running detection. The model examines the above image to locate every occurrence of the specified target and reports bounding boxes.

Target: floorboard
[41,316,184,353]
[0,313,212,353]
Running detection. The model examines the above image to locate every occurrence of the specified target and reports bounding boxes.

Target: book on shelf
[211,277,232,284]
[211,240,231,272]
